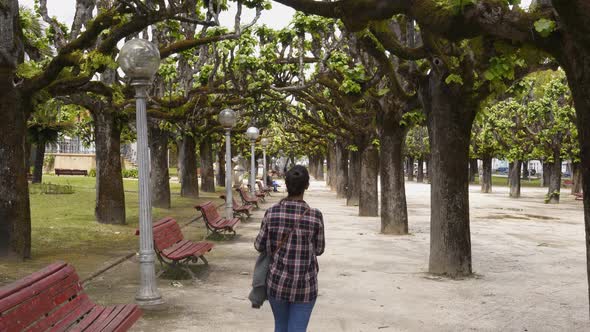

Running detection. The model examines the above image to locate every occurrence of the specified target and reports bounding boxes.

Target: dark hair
[285,165,310,197]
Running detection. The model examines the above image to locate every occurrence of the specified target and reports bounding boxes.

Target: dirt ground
[83,179,588,331]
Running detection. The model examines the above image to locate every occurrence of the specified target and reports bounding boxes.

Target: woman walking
[255,165,325,332]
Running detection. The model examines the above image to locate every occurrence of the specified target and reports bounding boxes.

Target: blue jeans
[268,297,316,332]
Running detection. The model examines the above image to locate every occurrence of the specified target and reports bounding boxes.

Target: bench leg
[234,211,248,220]
[183,266,196,280]
[199,255,209,265]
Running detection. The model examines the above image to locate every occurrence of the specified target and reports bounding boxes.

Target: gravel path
[87,179,588,331]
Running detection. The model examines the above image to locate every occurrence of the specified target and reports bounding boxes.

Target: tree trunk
[508,162,513,187]
[179,134,199,197]
[32,142,45,184]
[0,93,31,259]
[406,157,414,181]
[93,109,126,224]
[572,162,583,195]
[481,156,493,193]
[316,155,324,181]
[420,71,474,277]
[335,141,348,198]
[0,0,30,260]
[542,161,551,187]
[359,144,379,217]
[25,136,32,174]
[199,136,216,193]
[425,156,431,183]
[509,160,521,198]
[379,121,408,234]
[547,153,561,204]
[546,20,590,314]
[327,143,336,190]
[416,158,424,183]
[217,147,225,187]
[566,162,572,180]
[346,150,361,206]
[325,149,331,187]
[469,159,478,183]
[148,120,170,209]
[177,145,182,184]
[309,155,317,178]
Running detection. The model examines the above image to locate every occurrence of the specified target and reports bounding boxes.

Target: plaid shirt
[254,199,325,303]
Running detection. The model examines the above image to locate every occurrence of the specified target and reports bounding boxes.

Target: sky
[20,0,533,32]
[19,0,296,30]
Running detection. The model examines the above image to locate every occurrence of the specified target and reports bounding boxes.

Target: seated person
[267,171,279,192]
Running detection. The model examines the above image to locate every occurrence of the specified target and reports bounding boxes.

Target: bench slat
[152,216,175,228]
[84,303,141,332]
[29,294,94,332]
[0,262,67,300]
[237,188,260,204]
[68,305,106,332]
[0,269,83,330]
[84,305,119,332]
[111,306,143,332]
[213,219,230,229]
[153,218,184,251]
[162,240,211,259]
[100,304,140,332]
[162,240,192,257]
[164,242,214,260]
[196,202,240,234]
[0,264,141,332]
[151,217,214,263]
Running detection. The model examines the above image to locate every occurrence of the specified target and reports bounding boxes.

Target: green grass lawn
[470,175,543,188]
[169,167,178,177]
[0,174,224,284]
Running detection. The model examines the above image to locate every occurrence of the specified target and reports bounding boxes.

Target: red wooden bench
[219,195,254,218]
[195,201,240,236]
[246,184,266,201]
[563,179,573,186]
[237,187,262,208]
[136,217,214,279]
[0,262,141,331]
[257,180,272,197]
[574,192,584,201]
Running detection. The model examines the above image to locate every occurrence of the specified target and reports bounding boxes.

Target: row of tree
[270,0,590,313]
[0,0,297,259]
[2,0,590,315]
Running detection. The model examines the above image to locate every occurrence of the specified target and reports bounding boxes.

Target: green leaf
[376,88,390,96]
[483,70,496,81]
[534,18,556,38]
[445,74,464,85]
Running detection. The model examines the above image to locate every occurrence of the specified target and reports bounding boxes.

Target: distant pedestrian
[255,165,325,332]
[267,171,279,192]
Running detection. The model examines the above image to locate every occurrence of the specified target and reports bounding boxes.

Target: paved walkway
[85,179,588,331]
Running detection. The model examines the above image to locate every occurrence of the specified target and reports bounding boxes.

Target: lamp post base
[135,250,165,309]
[135,295,166,309]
